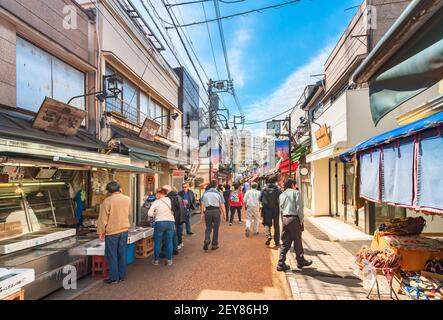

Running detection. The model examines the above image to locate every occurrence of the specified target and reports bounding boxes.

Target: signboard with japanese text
[139,118,161,141]
[32,97,86,136]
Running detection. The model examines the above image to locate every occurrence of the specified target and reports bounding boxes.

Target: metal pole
[208,79,213,183]
[288,116,292,180]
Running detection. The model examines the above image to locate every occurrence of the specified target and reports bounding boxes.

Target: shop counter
[371,231,443,271]
[0,268,35,299]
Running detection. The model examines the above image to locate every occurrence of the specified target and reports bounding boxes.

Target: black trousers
[229,206,242,223]
[278,216,305,265]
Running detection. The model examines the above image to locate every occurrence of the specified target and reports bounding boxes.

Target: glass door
[329,160,337,216]
[337,161,346,220]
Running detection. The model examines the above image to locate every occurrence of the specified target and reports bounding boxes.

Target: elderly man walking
[200,181,226,251]
[277,179,312,272]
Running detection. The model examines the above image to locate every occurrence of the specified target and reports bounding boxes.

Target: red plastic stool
[92,255,109,278]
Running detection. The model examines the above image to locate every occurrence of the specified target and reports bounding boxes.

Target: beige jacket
[97,193,131,236]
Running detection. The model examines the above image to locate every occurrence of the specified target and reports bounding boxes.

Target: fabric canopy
[369,7,443,125]
[291,144,308,162]
[338,110,443,161]
[278,159,298,174]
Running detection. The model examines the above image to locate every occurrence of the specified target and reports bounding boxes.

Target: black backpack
[261,186,280,207]
[168,193,185,225]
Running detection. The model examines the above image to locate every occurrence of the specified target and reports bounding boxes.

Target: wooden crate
[136,237,154,259]
[1,289,24,300]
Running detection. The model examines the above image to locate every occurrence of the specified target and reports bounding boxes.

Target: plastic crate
[126,243,136,265]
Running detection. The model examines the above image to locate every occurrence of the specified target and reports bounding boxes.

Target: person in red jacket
[228,183,244,226]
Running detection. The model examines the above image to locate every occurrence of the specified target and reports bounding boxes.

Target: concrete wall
[311,92,348,153]
[0,0,90,62]
[0,19,16,107]
[324,0,368,94]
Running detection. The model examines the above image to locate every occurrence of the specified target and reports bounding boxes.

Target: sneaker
[103,279,119,284]
[245,228,250,238]
[238,221,243,224]
[187,232,195,236]
[167,260,173,266]
[152,260,159,266]
[276,264,291,272]
[119,278,125,282]
[297,259,313,269]
[265,239,271,246]
[212,245,219,250]
[203,243,209,251]
[177,244,183,250]
[173,250,179,255]
[229,223,232,226]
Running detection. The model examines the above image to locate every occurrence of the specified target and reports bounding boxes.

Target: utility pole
[208,79,213,183]
[288,115,292,179]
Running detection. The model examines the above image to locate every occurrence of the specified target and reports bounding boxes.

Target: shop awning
[120,142,161,163]
[278,159,298,174]
[52,156,156,174]
[351,1,443,124]
[159,156,188,166]
[338,111,443,162]
[291,144,309,162]
[0,108,106,151]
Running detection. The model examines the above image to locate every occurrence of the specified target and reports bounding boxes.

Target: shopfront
[339,111,443,235]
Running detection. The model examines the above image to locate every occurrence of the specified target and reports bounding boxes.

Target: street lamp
[153,112,179,121]
[67,74,123,105]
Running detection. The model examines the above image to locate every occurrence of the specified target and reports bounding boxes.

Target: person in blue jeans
[97,181,131,284]
[148,188,176,266]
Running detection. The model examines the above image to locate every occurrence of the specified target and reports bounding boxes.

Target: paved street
[76,216,292,300]
[75,216,374,300]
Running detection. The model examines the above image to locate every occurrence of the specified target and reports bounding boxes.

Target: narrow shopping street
[74,215,373,300]
[76,216,291,300]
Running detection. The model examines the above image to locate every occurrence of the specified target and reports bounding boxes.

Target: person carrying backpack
[260,176,282,247]
[228,183,244,225]
[163,185,185,251]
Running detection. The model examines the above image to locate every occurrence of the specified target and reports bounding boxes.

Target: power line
[165,0,301,28]
[243,104,302,125]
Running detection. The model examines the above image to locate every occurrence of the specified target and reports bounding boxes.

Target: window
[104,65,173,139]
[16,37,85,112]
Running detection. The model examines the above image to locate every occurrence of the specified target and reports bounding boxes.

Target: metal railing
[105,98,176,142]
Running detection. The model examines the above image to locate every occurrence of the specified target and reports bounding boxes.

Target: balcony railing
[106,98,177,142]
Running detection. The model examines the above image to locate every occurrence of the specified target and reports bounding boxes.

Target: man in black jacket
[178,182,196,236]
[260,176,282,247]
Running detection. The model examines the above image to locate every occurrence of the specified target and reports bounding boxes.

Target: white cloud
[228,27,253,88]
[244,43,335,125]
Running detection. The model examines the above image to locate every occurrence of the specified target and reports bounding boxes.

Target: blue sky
[139,0,360,131]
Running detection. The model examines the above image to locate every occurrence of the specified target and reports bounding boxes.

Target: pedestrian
[200,181,226,251]
[277,179,312,271]
[228,183,244,225]
[163,185,185,251]
[148,188,175,266]
[260,175,281,247]
[222,184,231,223]
[244,182,261,237]
[178,182,196,236]
[97,181,131,284]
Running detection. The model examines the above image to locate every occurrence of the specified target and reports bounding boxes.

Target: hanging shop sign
[32,97,86,136]
[315,124,331,148]
[266,120,281,136]
[172,170,185,177]
[139,118,161,141]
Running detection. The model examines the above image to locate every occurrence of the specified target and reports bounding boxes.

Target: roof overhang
[352,0,443,84]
